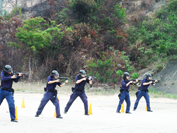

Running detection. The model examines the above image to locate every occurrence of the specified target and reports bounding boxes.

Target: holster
[44,87,47,92]
[72,87,75,92]
[118,87,123,99]
[118,93,121,99]
[11,88,14,96]
[135,91,139,98]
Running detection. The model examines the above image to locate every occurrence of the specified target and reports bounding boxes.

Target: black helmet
[146,73,152,79]
[123,72,129,80]
[79,70,86,75]
[4,65,13,73]
[124,72,129,76]
[51,70,59,77]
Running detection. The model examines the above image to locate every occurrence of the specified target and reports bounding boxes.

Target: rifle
[58,77,70,80]
[85,76,97,88]
[128,79,142,85]
[130,79,142,82]
[149,79,160,82]
[147,79,160,84]
[51,77,69,81]
[13,72,27,78]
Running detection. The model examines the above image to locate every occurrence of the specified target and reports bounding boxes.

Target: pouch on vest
[44,87,46,92]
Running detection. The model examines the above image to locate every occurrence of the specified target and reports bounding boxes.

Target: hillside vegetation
[0,0,177,86]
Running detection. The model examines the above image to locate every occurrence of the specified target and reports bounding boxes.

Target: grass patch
[149,89,177,99]
[13,82,177,99]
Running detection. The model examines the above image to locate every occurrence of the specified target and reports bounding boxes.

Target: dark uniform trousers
[117,91,130,112]
[65,91,88,114]
[0,89,15,120]
[134,90,151,110]
[36,91,61,116]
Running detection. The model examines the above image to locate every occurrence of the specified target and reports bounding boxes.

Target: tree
[11,17,50,80]
[11,17,64,80]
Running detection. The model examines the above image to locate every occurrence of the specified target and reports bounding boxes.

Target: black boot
[56,115,63,119]
[126,112,131,114]
[85,113,89,116]
[11,119,18,122]
[133,108,136,111]
[147,110,153,112]
[35,113,39,117]
[116,111,120,113]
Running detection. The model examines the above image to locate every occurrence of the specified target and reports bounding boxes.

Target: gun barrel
[58,77,69,80]
[131,79,142,82]
[150,80,160,82]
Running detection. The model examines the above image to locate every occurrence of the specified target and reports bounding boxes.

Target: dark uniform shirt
[121,80,130,91]
[140,78,150,91]
[74,75,89,92]
[1,71,20,89]
[46,76,61,91]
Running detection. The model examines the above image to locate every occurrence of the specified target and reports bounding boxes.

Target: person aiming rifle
[0,65,23,122]
[64,70,92,115]
[116,72,139,114]
[133,73,158,112]
[35,70,68,119]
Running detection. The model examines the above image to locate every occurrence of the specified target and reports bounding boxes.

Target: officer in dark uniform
[64,70,92,115]
[35,70,68,119]
[0,65,23,122]
[133,73,157,112]
[116,72,138,114]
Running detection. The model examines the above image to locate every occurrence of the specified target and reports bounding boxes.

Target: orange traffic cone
[121,102,124,113]
[54,109,57,117]
[146,106,147,111]
[15,106,18,120]
[88,103,92,115]
[21,97,25,108]
[58,97,60,105]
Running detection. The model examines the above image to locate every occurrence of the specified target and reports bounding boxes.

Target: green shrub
[114,4,126,22]
[116,70,123,76]
[131,73,139,79]
[87,47,134,84]
[127,0,177,67]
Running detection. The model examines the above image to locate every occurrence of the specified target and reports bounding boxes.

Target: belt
[75,89,84,92]
[123,90,129,92]
[120,89,129,92]
[1,88,10,91]
[140,89,148,92]
[47,90,55,92]
[1,88,14,93]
